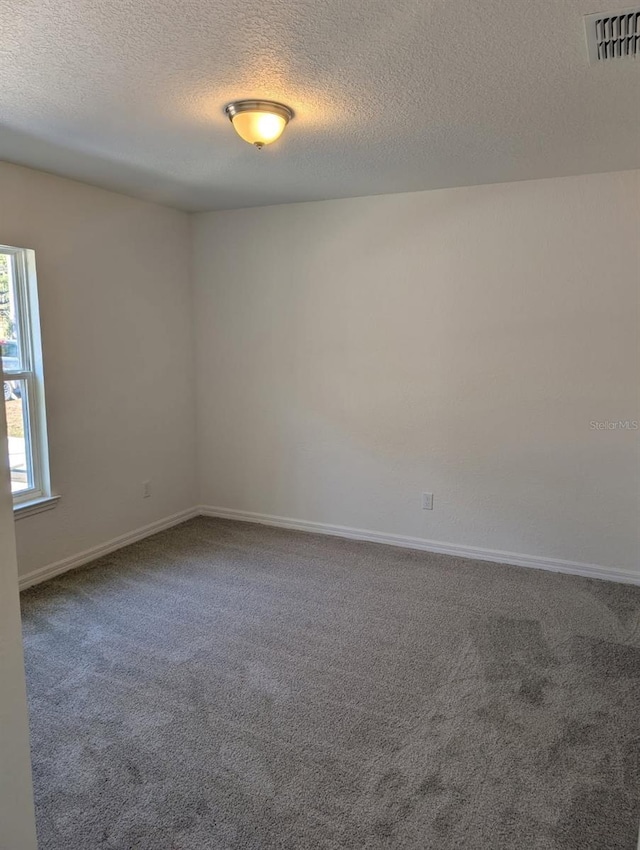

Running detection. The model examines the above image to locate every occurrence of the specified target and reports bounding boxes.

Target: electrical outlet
[422,492,433,510]
[142,480,152,499]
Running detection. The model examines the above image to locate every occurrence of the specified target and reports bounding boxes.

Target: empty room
[0,1,639,848]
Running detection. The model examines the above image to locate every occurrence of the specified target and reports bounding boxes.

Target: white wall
[0,163,197,578]
[0,385,37,850]
[2,165,637,581]
[193,170,640,575]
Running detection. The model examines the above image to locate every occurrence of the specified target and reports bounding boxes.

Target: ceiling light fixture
[225,100,293,149]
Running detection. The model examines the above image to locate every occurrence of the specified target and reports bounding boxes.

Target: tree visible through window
[1,246,51,505]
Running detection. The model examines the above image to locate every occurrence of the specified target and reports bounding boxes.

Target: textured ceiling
[0,0,638,211]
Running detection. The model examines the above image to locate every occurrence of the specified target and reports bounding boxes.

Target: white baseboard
[18,503,639,591]
[199,505,640,586]
[18,507,199,591]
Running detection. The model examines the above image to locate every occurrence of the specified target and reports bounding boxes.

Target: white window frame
[1,245,55,514]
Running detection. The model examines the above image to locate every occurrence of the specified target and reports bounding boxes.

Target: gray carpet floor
[21,517,640,849]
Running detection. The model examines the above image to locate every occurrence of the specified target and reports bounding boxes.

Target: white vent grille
[584,8,640,62]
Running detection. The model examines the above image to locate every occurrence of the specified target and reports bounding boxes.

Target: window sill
[13,494,60,520]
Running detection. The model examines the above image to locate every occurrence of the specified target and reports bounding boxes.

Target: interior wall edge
[17,506,640,593]
[17,507,199,591]
[198,505,640,587]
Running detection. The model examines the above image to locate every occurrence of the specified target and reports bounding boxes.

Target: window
[1,245,53,510]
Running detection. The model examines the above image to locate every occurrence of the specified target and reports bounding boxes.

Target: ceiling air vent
[584,8,640,62]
